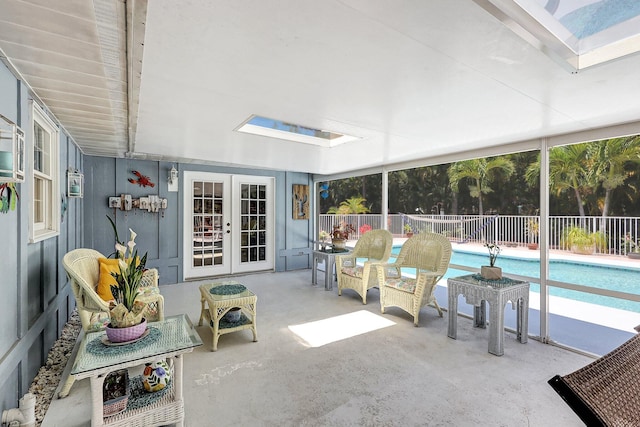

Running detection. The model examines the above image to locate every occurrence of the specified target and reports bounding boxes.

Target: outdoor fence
[318,214,640,256]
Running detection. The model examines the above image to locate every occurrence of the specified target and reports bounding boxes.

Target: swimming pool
[389,247,640,312]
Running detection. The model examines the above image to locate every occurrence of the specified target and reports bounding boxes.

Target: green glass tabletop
[71,314,202,375]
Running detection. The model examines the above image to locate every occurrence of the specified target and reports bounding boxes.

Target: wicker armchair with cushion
[58,248,164,398]
[376,232,452,326]
[335,229,393,304]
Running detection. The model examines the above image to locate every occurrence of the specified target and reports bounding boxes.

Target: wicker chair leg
[433,300,443,317]
[58,374,75,398]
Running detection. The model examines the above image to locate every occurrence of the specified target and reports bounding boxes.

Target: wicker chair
[58,248,164,398]
[376,233,452,326]
[548,328,640,427]
[335,229,393,304]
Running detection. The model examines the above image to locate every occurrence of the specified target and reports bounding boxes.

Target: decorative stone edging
[27,310,81,426]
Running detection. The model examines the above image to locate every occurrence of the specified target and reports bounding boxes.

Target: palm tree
[527,144,591,217]
[448,157,515,216]
[327,196,370,214]
[589,136,640,217]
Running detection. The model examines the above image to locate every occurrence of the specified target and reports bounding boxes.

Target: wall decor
[293,184,309,220]
[108,194,168,216]
[67,169,84,198]
[128,170,155,188]
[0,114,25,183]
[0,182,19,213]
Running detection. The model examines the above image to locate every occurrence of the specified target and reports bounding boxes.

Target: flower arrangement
[332,222,356,240]
[485,242,501,267]
[107,216,148,328]
[359,224,372,234]
[319,230,330,242]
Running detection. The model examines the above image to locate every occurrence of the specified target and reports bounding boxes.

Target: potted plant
[622,233,640,259]
[103,369,129,416]
[106,218,148,342]
[526,218,539,250]
[481,243,502,280]
[629,248,640,259]
[404,223,414,237]
[331,222,355,250]
[318,229,330,251]
[562,226,606,255]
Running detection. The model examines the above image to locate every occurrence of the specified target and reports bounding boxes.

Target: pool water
[389,247,640,312]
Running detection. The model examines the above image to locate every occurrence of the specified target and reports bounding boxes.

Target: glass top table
[70,314,202,427]
[447,274,529,356]
[71,314,202,377]
[199,281,258,351]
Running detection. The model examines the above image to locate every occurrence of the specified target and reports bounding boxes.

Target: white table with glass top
[70,314,202,427]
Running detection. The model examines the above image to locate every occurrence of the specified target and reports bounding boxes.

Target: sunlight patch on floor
[288,310,396,347]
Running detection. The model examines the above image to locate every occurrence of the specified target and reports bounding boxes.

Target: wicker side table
[447,274,529,356]
[70,314,202,427]
[198,281,258,351]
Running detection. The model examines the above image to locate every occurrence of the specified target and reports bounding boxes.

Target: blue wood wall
[0,61,83,411]
[82,157,314,283]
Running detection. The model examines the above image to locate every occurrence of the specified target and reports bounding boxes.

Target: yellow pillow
[97,258,120,302]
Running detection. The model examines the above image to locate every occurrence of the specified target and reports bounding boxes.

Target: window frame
[30,102,60,243]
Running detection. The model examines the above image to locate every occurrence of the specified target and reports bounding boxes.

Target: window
[475,0,640,70]
[30,103,59,242]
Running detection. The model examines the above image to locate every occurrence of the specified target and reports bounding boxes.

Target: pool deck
[383,238,640,355]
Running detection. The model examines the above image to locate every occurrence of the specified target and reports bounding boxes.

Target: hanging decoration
[128,170,155,188]
[319,182,329,199]
[61,195,68,222]
[0,182,19,213]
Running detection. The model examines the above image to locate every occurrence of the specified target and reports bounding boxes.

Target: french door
[183,172,274,279]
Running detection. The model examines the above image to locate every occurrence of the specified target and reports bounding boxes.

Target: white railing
[318,214,640,256]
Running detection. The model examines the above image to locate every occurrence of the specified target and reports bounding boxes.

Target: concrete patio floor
[42,268,598,427]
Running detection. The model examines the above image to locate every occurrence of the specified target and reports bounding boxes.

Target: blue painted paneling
[0,59,84,414]
[0,67,20,360]
[84,157,314,284]
[285,172,313,271]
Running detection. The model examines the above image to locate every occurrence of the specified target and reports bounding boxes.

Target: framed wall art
[293,184,309,220]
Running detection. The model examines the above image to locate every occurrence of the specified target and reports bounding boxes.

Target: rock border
[28,310,81,426]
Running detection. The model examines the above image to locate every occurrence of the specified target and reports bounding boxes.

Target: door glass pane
[239,183,267,264]
[204,182,213,197]
[193,179,224,268]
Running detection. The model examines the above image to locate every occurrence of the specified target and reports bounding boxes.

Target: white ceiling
[1,0,639,175]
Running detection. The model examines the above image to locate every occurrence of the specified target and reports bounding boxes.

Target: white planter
[481,266,502,280]
[571,244,595,255]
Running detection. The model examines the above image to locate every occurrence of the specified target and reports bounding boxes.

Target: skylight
[235,115,360,147]
[475,0,640,70]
